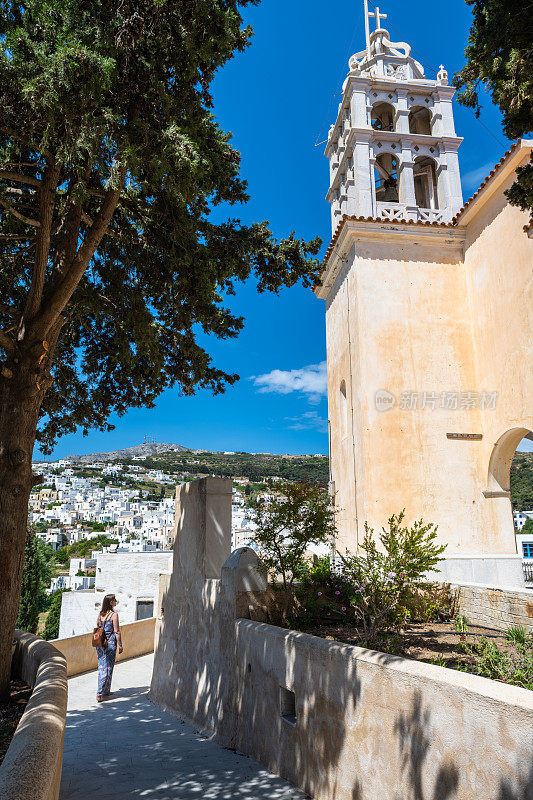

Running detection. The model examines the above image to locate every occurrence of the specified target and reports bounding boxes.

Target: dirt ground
[295,620,514,669]
[0,679,31,766]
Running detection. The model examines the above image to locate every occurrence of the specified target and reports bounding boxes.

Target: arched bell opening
[413,156,438,209]
[371,102,395,132]
[374,153,399,202]
[408,105,432,135]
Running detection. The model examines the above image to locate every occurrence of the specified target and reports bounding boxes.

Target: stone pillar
[441,146,463,215]
[435,89,457,136]
[354,135,373,216]
[395,89,410,134]
[350,82,369,128]
[174,476,232,580]
[399,158,416,206]
[345,157,356,216]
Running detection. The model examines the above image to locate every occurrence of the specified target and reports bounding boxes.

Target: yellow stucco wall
[322,145,532,558]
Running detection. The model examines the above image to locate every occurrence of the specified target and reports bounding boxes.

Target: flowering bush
[296,511,446,646]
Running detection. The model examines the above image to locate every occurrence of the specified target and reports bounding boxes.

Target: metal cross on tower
[363,1,388,60]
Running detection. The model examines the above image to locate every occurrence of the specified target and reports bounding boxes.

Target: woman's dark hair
[100,594,116,616]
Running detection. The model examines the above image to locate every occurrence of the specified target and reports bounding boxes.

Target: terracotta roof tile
[451,141,521,224]
[322,213,454,266]
[322,141,530,269]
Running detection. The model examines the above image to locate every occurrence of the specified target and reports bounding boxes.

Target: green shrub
[506,625,527,646]
[250,482,336,623]
[461,635,533,690]
[296,511,446,646]
[43,590,68,640]
[16,532,50,634]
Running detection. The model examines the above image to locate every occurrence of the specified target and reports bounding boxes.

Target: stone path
[60,653,306,800]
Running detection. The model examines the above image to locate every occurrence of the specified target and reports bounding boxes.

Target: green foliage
[297,512,446,645]
[250,482,336,621]
[511,453,533,512]
[142,451,330,486]
[521,517,533,535]
[43,589,67,640]
[453,0,533,213]
[65,534,117,559]
[506,624,527,646]
[0,0,321,453]
[16,531,50,634]
[54,548,69,565]
[461,634,533,690]
[453,614,469,635]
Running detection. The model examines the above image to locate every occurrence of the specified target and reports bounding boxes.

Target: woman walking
[96,594,123,702]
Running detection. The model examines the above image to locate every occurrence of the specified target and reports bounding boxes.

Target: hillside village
[29,446,330,596]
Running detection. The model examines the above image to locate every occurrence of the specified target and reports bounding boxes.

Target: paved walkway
[60,653,306,800]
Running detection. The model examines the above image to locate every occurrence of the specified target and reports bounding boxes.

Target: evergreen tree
[0,0,321,696]
[43,590,64,641]
[16,530,49,634]
[454,0,533,212]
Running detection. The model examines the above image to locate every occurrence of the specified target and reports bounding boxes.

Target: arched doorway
[487,428,533,493]
[488,428,533,577]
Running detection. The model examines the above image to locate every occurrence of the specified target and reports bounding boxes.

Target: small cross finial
[369,5,387,30]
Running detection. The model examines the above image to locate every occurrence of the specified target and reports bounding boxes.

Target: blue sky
[40,0,531,458]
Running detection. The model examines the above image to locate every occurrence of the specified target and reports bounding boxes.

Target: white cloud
[252,361,327,404]
[286,410,328,433]
[461,162,494,194]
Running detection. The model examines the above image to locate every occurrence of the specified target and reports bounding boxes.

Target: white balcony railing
[376,202,447,224]
[376,202,408,221]
[417,208,446,223]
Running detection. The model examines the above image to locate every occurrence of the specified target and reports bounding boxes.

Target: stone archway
[487,427,533,493]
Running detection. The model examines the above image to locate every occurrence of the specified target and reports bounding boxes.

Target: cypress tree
[16,530,48,634]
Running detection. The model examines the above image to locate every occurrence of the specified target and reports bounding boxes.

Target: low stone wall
[150,478,533,800]
[451,581,533,632]
[54,616,156,677]
[0,631,67,800]
[233,620,533,800]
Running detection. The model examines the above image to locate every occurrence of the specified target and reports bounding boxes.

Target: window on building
[136,600,154,620]
[522,543,533,558]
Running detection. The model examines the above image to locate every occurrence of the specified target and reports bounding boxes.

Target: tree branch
[80,211,120,238]
[0,234,36,239]
[0,171,41,188]
[23,162,60,321]
[0,198,40,227]
[0,126,52,159]
[0,329,17,356]
[30,165,127,340]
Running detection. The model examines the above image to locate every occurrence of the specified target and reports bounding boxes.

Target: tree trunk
[0,356,43,699]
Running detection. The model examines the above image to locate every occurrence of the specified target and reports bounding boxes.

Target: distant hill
[68,442,190,463]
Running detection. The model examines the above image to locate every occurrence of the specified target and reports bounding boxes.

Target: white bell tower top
[325,5,463,232]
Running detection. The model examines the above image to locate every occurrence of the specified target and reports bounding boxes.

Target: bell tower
[325,4,463,231]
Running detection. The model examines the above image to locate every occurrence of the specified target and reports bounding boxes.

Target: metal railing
[522,562,533,584]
